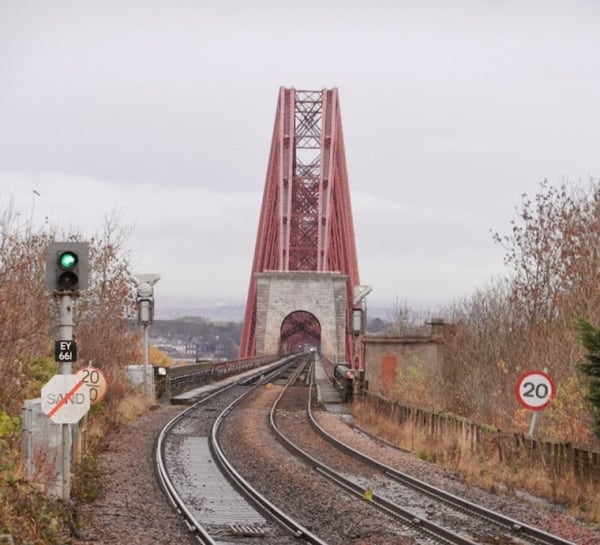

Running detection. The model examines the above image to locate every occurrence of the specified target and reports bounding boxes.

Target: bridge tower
[240,88,366,366]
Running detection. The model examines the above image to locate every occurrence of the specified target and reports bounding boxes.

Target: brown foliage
[0,231,55,413]
[0,210,140,413]
[0,205,143,541]
[494,179,600,325]
[388,179,600,448]
[76,211,141,376]
[444,179,600,445]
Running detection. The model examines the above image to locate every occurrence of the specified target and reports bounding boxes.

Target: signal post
[43,241,90,499]
[133,274,160,400]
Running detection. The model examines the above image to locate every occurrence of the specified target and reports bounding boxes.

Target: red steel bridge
[240,87,370,370]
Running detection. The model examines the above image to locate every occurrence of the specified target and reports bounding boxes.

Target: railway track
[156,355,327,544]
[269,359,577,545]
[157,355,581,544]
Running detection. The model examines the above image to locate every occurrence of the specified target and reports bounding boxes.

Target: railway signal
[45,242,89,292]
[135,280,156,325]
[133,274,160,399]
[42,241,90,500]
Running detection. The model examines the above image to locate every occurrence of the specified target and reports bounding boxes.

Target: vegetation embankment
[3,179,600,537]
[0,209,157,543]
[372,179,600,523]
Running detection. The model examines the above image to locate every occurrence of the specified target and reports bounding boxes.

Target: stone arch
[280,311,321,354]
[254,271,348,361]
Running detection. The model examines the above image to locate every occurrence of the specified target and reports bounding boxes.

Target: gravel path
[72,405,196,545]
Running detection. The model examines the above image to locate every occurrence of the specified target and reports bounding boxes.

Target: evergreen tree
[577,319,600,440]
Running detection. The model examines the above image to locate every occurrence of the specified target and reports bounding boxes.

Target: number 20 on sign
[75,366,108,404]
[515,370,555,411]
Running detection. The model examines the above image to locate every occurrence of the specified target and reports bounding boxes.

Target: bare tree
[77,211,140,392]
[386,298,432,336]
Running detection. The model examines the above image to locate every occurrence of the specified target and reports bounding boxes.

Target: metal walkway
[313,355,345,405]
[170,356,345,407]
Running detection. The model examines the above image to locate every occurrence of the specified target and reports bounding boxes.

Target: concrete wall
[254,271,348,361]
[363,321,447,399]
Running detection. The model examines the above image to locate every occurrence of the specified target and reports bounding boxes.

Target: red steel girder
[240,87,360,359]
[280,311,321,354]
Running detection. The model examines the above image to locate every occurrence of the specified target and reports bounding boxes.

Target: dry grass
[0,382,157,542]
[351,400,600,523]
[0,449,72,544]
[115,390,155,422]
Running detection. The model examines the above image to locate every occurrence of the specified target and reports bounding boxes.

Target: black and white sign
[515,370,555,411]
[55,340,77,362]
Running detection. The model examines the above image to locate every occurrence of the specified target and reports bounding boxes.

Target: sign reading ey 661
[515,370,555,411]
[55,340,77,362]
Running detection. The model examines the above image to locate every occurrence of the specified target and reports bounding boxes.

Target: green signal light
[44,242,89,292]
[58,251,78,270]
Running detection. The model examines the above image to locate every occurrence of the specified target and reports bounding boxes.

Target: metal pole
[528,367,549,438]
[133,274,159,401]
[143,324,148,367]
[143,323,152,398]
[58,295,74,374]
[528,411,538,438]
[57,293,74,500]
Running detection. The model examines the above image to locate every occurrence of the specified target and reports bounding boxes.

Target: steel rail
[155,382,236,544]
[156,354,308,543]
[306,397,577,545]
[209,355,329,545]
[269,365,496,545]
[156,357,304,543]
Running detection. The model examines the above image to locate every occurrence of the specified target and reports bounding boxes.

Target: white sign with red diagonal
[41,374,91,424]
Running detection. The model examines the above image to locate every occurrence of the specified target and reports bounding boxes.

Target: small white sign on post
[75,366,108,404]
[515,369,555,438]
[515,370,555,411]
[41,374,91,424]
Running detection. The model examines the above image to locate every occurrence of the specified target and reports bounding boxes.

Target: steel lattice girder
[240,87,360,359]
[280,311,321,352]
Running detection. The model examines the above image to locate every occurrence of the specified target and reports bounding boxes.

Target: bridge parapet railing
[318,354,337,382]
[363,391,600,483]
[163,355,279,398]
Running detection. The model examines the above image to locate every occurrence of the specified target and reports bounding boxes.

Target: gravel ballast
[72,405,196,545]
[70,398,600,544]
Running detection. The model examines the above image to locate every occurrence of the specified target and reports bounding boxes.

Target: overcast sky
[1,1,599,312]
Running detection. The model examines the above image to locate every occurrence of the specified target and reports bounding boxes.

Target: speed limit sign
[75,366,108,404]
[515,370,555,411]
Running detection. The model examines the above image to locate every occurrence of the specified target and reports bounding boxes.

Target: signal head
[57,251,80,290]
[45,242,89,292]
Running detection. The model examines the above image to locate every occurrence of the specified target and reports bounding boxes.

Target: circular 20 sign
[75,366,108,405]
[515,370,555,411]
